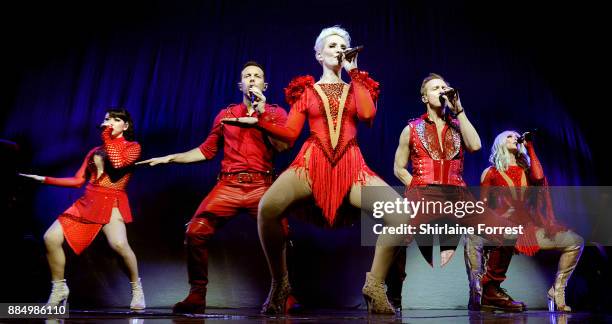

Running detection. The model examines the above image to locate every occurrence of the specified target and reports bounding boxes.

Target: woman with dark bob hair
[21,108,146,310]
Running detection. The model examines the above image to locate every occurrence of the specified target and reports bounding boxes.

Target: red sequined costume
[480,143,565,256]
[257,69,379,225]
[408,113,465,187]
[403,113,514,235]
[43,127,141,255]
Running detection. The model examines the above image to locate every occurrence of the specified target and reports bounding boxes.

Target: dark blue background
[0,0,608,310]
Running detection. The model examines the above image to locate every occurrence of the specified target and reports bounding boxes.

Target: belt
[218,172,274,183]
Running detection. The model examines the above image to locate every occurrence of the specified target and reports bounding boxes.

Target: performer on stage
[20,108,145,310]
[229,26,408,315]
[137,61,295,314]
[469,130,584,312]
[393,73,523,311]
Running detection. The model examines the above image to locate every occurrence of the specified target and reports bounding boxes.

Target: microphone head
[343,45,364,62]
[439,95,446,105]
[517,130,536,144]
[248,85,256,102]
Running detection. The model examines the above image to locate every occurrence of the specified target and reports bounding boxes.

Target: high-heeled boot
[47,279,69,307]
[464,235,484,311]
[130,278,146,310]
[548,242,583,312]
[385,246,407,312]
[261,274,292,315]
[362,272,395,314]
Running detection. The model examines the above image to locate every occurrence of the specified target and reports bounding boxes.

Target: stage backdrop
[1,0,607,310]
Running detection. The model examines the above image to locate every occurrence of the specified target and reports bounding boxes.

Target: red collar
[421,112,455,125]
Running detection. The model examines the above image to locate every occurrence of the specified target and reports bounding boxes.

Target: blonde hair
[314,25,351,53]
[420,73,447,96]
[489,130,530,171]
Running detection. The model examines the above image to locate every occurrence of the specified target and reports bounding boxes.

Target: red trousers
[184,177,288,294]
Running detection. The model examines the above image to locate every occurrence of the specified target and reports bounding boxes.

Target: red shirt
[199,103,287,173]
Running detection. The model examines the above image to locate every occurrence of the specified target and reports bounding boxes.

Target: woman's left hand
[19,173,44,182]
[342,52,358,73]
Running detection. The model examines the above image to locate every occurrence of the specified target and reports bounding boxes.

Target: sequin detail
[318,83,345,129]
[415,119,460,160]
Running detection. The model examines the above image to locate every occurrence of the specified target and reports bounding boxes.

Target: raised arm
[101,127,142,169]
[524,140,545,184]
[349,69,379,125]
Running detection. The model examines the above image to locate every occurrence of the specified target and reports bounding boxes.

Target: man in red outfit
[138,61,292,314]
[391,73,524,312]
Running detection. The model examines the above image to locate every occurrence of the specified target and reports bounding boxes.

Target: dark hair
[241,61,265,78]
[106,108,135,141]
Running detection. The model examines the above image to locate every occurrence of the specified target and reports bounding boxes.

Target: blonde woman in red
[477,130,584,312]
[226,26,407,314]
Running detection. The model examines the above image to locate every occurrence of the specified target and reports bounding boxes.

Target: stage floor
[2,308,611,323]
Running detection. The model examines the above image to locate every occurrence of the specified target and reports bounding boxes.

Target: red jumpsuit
[43,127,141,255]
[258,69,380,225]
[182,103,288,302]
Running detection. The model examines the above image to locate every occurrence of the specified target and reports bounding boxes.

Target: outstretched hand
[136,155,173,166]
[19,173,44,182]
[221,116,259,127]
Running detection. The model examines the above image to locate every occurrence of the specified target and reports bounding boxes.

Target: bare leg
[102,208,140,282]
[257,169,311,314]
[44,220,70,306]
[349,175,409,280]
[349,175,410,314]
[258,169,312,281]
[44,220,66,281]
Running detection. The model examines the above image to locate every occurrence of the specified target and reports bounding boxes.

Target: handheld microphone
[517,130,536,144]
[439,88,459,106]
[337,45,364,64]
[248,85,256,103]
[343,45,364,62]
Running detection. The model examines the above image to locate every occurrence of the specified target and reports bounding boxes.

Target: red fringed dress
[481,144,565,256]
[43,127,141,255]
[258,69,380,225]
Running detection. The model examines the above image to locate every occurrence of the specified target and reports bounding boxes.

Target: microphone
[343,45,364,62]
[439,88,459,106]
[337,45,364,64]
[248,85,256,103]
[517,130,537,144]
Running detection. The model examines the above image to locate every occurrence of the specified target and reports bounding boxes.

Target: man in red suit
[138,61,293,314]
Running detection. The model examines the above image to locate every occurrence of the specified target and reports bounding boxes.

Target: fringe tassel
[291,142,374,225]
[515,224,540,256]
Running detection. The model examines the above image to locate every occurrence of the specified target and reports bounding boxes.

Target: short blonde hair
[420,73,447,96]
[314,25,351,53]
